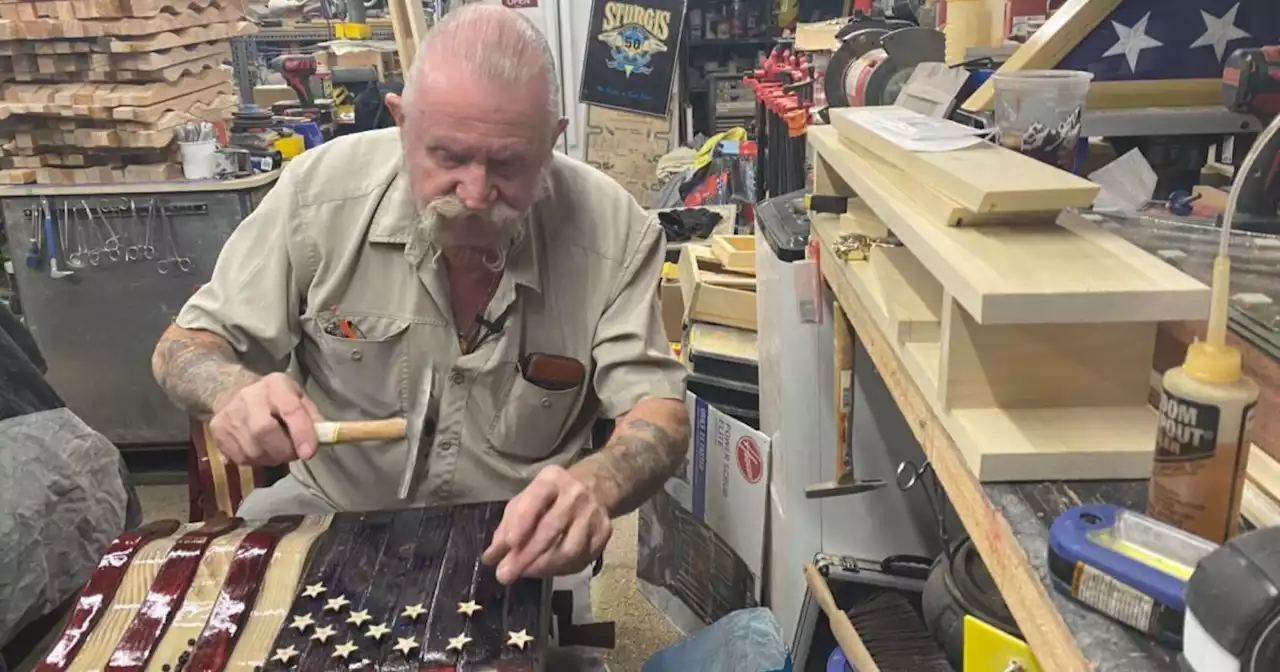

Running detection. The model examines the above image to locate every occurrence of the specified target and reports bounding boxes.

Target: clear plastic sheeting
[642,607,790,672]
[0,407,128,647]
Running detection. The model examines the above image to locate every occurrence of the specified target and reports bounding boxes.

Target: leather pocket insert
[519,353,585,392]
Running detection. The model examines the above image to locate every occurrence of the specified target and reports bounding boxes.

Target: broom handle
[313,419,407,443]
[803,562,880,672]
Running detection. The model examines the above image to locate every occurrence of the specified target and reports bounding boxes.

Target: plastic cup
[991,70,1094,171]
[179,139,217,180]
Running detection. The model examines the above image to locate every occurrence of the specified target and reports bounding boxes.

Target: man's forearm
[151,324,260,419]
[569,398,690,518]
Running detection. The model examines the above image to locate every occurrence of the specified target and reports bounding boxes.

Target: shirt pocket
[300,315,411,418]
[487,366,582,462]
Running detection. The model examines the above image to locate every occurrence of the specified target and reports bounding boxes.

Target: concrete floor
[135,485,682,672]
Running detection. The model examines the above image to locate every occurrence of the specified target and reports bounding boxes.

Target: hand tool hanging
[40,197,74,280]
[62,201,84,269]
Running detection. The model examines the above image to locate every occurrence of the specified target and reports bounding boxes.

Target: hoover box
[637,392,771,634]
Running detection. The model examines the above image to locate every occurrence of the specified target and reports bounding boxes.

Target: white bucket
[179,139,218,180]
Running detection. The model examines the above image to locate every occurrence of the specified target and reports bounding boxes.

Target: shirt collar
[368,169,543,295]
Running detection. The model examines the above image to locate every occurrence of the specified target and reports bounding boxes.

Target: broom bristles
[844,593,953,672]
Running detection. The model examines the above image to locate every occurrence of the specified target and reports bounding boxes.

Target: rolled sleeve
[175,167,306,375]
[592,208,688,418]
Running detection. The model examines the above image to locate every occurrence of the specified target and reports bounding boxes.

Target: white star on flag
[1102,11,1163,72]
[1191,3,1251,62]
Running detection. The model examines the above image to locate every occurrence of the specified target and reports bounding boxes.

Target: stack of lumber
[0,0,252,185]
[809,106,1212,482]
[677,237,760,428]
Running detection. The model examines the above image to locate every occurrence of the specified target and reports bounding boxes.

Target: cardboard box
[637,392,770,634]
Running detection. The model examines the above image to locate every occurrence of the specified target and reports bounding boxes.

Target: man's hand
[209,372,323,466]
[482,466,612,584]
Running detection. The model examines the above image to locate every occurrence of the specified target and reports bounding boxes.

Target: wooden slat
[962,0,1123,111]
[829,107,1099,215]
[808,126,1210,326]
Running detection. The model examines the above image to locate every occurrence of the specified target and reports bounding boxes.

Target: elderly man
[150,4,689,590]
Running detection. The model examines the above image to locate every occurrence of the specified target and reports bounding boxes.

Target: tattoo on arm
[572,412,690,517]
[151,325,260,419]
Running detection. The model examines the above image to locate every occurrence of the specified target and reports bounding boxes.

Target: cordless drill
[1221,46,1280,234]
[269,54,318,108]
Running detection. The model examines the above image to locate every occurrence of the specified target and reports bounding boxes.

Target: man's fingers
[523,515,594,579]
[495,478,558,552]
[271,394,318,460]
[497,492,579,584]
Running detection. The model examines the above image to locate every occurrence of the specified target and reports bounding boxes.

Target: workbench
[0,172,279,450]
[811,216,1183,672]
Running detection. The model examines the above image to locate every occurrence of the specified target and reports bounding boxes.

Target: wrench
[156,202,192,274]
[40,197,74,279]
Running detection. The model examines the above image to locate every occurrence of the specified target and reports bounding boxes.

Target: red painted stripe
[36,520,182,672]
[182,516,303,671]
[189,420,215,522]
[224,455,244,512]
[104,518,243,672]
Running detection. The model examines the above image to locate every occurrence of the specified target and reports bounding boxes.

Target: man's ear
[385,93,405,127]
[555,117,569,141]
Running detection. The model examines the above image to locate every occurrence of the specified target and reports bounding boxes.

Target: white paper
[1088,148,1158,213]
[843,107,988,152]
[894,63,970,119]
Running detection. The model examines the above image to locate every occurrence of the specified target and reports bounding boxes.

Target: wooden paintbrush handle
[803,562,879,672]
[313,419,407,443]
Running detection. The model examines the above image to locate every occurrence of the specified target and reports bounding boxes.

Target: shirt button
[350,350,362,361]
[438,439,453,451]
[541,397,551,408]
[451,372,465,385]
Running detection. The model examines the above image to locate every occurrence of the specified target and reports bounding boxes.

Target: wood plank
[940,298,1156,410]
[0,71,231,117]
[829,107,1099,215]
[0,1,242,39]
[809,126,1211,325]
[840,202,943,345]
[808,213,1093,672]
[962,0,1123,111]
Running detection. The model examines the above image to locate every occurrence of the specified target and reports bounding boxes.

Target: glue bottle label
[1154,391,1218,461]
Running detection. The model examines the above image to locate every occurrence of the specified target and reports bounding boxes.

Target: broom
[803,562,953,671]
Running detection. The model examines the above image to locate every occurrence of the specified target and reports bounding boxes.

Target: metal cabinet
[0,173,279,445]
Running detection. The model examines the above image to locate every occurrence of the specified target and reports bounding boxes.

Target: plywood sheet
[809,126,1210,325]
[829,107,1099,215]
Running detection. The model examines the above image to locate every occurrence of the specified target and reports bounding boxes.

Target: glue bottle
[1147,115,1277,544]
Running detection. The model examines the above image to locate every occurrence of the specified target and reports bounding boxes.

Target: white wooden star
[311,625,337,643]
[456,600,483,616]
[271,645,300,664]
[392,636,419,655]
[445,633,472,653]
[1191,3,1251,62]
[331,640,359,660]
[1102,11,1163,72]
[288,613,315,632]
[323,595,350,613]
[300,582,325,598]
[506,629,534,650]
[365,622,391,641]
[400,603,426,620]
[346,609,372,626]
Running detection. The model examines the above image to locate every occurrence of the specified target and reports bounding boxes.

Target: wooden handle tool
[313,419,407,444]
[803,562,879,672]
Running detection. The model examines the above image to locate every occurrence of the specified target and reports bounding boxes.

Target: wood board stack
[0,0,252,185]
[810,106,1212,482]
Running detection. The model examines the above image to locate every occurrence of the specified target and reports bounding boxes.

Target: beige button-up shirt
[176,128,687,511]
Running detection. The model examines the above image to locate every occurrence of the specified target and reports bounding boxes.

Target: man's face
[388,66,564,253]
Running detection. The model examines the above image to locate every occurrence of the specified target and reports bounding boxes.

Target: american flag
[1057,0,1280,81]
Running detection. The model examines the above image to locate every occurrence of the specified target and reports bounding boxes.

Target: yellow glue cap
[1183,340,1242,384]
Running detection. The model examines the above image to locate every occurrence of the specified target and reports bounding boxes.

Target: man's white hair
[404,4,561,122]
